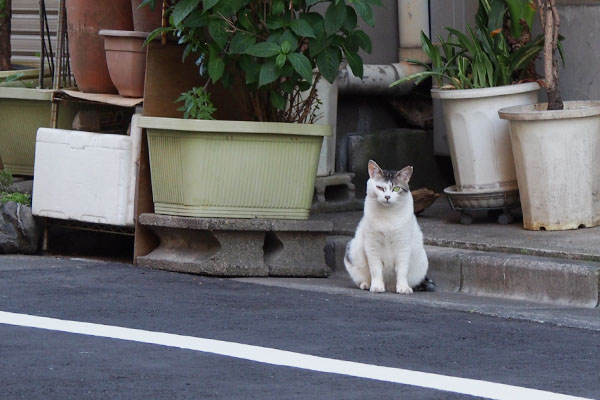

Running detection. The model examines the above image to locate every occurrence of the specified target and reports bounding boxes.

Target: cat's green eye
[392,187,401,192]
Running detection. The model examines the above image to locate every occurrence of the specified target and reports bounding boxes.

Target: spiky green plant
[390,0,560,90]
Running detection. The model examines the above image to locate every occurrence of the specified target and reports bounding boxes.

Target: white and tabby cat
[344,160,431,294]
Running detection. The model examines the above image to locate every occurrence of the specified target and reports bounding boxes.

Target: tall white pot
[431,83,540,193]
[499,101,600,231]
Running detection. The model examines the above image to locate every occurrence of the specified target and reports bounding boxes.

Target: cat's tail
[344,239,370,290]
[413,276,436,292]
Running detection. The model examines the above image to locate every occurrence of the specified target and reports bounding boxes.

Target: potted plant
[498,0,600,230]
[137,0,380,220]
[391,0,545,223]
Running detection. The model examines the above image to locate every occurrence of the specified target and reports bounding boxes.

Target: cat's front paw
[359,282,370,290]
[396,285,413,295]
[370,281,385,293]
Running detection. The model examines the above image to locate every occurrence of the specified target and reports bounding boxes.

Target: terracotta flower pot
[99,30,148,98]
[66,0,133,94]
[131,0,163,32]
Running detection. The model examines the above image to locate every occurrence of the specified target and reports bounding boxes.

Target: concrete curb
[427,246,600,308]
[325,236,600,308]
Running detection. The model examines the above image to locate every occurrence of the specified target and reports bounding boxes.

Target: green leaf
[276,53,287,68]
[309,35,331,58]
[287,52,313,84]
[209,19,229,49]
[208,55,225,82]
[353,30,372,53]
[343,34,360,53]
[203,0,220,10]
[259,61,281,87]
[281,40,292,55]
[301,13,325,38]
[289,19,316,38]
[280,80,295,94]
[267,16,284,29]
[143,27,173,47]
[4,73,24,83]
[316,47,341,83]
[138,0,155,10]
[325,1,347,35]
[306,0,320,5]
[279,30,298,52]
[230,32,256,54]
[172,0,200,26]
[213,0,250,17]
[239,54,261,84]
[351,1,374,27]
[246,42,281,57]
[272,0,285,14]
[270,91,285,110]
[344,48,363,78]
[343,6,358,31]
[183,10,209,28]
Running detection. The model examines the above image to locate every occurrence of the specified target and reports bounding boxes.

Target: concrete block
[138,214,332,277]
[138,226,267,276]
[346,129,449,197]
[266,231,330,277]
[312,173,362,213]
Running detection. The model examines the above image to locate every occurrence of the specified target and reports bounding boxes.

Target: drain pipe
[337,0,430,96]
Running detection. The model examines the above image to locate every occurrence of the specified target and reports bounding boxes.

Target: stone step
[325,236,600,308]
[138,213,333,278]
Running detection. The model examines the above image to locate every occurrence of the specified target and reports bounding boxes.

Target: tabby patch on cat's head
[366,160,412,206]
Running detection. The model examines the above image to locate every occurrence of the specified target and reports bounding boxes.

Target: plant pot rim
[0,86,53,100]
[0,68,40,79]
[138,116,332,137]
[498,101,600,121]
[99,29,150,38]
[431,82,540,100]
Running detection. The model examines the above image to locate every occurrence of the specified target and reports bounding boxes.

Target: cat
[344,160,434,294]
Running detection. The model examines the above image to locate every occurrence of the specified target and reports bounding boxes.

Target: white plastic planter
[499,101,600,231]
[32,115,142,227]
[431,82,540,193]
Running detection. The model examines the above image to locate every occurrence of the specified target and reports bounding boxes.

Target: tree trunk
[542,3,563,110]
[0,0,11,71]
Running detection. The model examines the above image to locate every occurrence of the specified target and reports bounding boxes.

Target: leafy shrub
[0,192,31,206]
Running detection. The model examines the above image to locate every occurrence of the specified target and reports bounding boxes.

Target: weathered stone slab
[0,201,42,254]
[138,214,333,277]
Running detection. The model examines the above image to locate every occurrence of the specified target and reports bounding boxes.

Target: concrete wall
[553,2,600,102]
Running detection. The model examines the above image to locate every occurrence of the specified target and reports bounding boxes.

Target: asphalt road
[0,255,599,399]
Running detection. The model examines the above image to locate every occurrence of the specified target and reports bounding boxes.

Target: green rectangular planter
[0,87,78,175]
[138,116,332,220]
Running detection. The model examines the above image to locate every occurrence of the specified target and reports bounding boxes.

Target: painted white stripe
[0,311,591,400]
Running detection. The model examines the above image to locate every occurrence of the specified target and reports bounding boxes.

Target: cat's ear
[368,160,384,179]
[396,166,413,184]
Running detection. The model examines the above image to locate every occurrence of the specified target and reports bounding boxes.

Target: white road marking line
[0,311,592,400]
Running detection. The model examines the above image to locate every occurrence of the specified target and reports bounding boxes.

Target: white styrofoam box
[32,115,142,226]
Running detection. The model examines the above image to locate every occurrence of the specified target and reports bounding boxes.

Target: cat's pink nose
[385,195,390,201]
